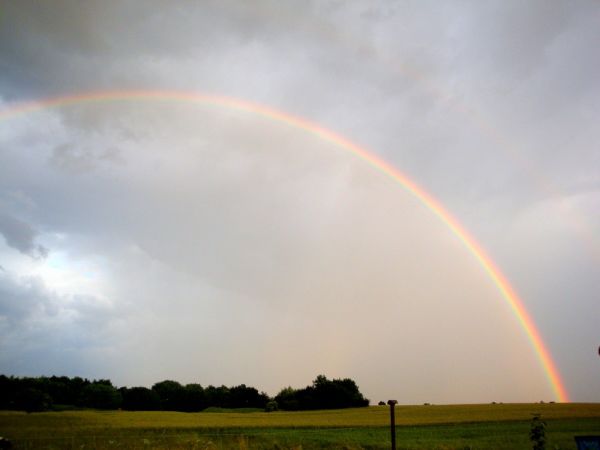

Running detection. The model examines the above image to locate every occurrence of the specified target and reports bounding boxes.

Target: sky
[0,1,598,404]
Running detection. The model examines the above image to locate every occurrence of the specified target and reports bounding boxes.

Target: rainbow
[0,89,569,402]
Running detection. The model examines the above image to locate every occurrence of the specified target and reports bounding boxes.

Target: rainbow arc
[0,89,569,402]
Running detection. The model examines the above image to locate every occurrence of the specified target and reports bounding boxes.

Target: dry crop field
[1,403,599,449]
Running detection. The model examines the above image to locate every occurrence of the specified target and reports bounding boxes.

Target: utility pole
[387,400,398,450]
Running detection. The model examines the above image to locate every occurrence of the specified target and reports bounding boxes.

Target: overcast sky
[0,1,598,404]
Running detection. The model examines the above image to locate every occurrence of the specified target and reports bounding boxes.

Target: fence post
[387,400,398,450]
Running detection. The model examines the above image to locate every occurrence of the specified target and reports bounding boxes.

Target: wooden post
[387,400,398,450]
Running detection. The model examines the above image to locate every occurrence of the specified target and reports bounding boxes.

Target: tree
[81,383,122,409]
[274,386,300,410]
[265,400,278,412]
[16,388,52,412]
[229,384,269,409]
[204,385,230,408]
[152,380,186,410]
[275,376,369,411]
[183,384,206,411]
[121,387,160,411]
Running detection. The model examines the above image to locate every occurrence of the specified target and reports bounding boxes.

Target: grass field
[1,403,599,449]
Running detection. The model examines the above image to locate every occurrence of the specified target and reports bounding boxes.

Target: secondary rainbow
[0,89,570,402]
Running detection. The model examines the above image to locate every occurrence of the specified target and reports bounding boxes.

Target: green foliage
[1,373,361,413]
[16,387,52,412]
[265,400,278,412]
[274,386,299,410]
[121,386,160,411]
[182,383,206,411]
[274,375,369,410]
[81,383,122,410]
[530,413,546,450]
[152,380,186,411]
[228,384,270,409]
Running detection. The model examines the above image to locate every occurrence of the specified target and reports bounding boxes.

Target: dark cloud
[0,213,48,258]
[0,270,117,333]
[0,269,124,377]
[0,272,54,323]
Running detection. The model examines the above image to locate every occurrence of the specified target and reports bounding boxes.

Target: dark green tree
[229,384,269,409]
[121,387,161,410]
[183,383,206,411]
[204,385,231,408]
[274,386,300,410]
[152,380,186,410]
[275,375,369,411]
[265,400,278,412]
[16,388,52,412]
[81,383,122,409]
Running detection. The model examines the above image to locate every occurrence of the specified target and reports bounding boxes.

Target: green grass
[201,407,266,414]
[1,403,599,449]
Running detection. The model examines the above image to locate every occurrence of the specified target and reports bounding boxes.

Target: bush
[530,414,546,450]
[265,400,278,412]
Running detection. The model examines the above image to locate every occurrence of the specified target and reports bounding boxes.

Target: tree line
[0,374,369,412]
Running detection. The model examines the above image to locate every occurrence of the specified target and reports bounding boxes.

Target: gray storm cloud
[0,1,598,403]
[0,213,48,259]
[0,100,569,403]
